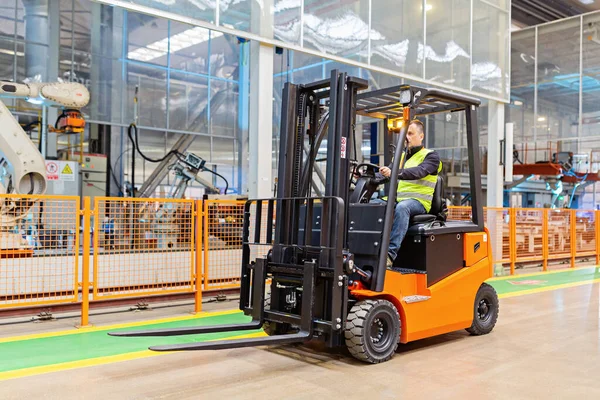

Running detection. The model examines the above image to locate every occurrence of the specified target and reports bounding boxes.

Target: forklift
[110,71,499,363]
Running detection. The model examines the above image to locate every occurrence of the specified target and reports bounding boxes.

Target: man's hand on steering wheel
[379,166,391,178]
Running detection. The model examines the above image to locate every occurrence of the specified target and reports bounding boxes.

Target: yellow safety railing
[3,195,600,326]
[0,194,80,308]
[91,197,196,300]
[203,199,245,290]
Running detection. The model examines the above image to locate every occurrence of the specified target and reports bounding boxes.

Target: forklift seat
[409,175,445,226]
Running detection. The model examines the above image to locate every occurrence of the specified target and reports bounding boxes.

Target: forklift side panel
[396,232,464,286]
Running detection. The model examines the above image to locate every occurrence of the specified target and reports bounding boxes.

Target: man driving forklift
[376,119,442,268]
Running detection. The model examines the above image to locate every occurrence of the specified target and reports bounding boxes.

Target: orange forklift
[110,71,499,363]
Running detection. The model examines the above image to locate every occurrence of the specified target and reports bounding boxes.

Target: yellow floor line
[499,278,600,299]
[0,331,267,382]
[489,266,598,282]
[0,309,241,344]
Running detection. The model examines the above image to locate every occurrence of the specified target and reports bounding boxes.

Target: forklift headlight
[399,89,412,106]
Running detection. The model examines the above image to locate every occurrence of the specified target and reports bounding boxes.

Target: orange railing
[447,206,600,274]
[3,194,600,326]
[0,194,80,308]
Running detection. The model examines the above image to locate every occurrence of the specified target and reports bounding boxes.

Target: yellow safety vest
[396,148,442,213]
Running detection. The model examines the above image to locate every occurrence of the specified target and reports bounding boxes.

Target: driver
[377,119,441,268]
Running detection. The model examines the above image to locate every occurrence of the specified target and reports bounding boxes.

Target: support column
[23,0,59,158]
[248,0,274,198]
[108,6,126,196]
[237,39,250,195]
[487,101,505,208]
[487,100,505,276]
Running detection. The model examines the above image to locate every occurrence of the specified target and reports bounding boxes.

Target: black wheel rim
[477,297,493,323]
[369,312,394,353]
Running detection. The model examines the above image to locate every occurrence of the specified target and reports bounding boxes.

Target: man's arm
[397,151,440,180]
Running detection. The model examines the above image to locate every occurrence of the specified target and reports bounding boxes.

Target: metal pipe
[22,0,49,81]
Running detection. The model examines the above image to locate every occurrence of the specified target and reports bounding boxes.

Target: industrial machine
[110,71,499,363]
[80,154,107,204]
[0,81,89,251]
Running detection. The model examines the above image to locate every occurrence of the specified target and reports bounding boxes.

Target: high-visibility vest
[396,148,442,213]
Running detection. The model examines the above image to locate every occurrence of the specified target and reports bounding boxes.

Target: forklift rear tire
[345,299,400,364]
[466,283,499,336]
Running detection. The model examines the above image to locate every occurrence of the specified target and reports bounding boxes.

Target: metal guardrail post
[203,200,209,291]
[194,200,203,313]
[596,211,600,266]
[509,208,516,275]
[570,209,576,268]
[80,196,92,327]
[542,209,549,272]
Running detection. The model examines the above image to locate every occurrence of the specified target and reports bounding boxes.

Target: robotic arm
[0,81,89,234]
[0,81,90,197]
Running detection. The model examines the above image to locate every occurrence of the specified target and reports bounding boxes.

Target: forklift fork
[108,259,316,352]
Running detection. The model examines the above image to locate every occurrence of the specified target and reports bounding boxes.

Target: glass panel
[582,13,600,139]
[125,62,167,128]
[303,0,369,64]
[273,0,302,45]
[472,1,508,98]
[209,31,239,79]
[482,0,508,10]
[126,11,169,66]
[508,29,535,147]
[0,38,16,81]
[536,20,580,143]
[370,0,423,78]
[211,136,235,168]
[20,42,49,81]
[425,0,470,89]
[184,133,211,163]
[16,1,23,41]
[168,71,209,133]
[210,80,238,137]
[168,21,210,75]
[90,56,124,124]
[0,1,16,39]
[428,110,466,149]
[128,128,167,185]
[120,0,216,25]
[60,0,92,53]
[220,0,251,33]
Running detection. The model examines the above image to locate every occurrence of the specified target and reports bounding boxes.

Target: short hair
[408,119,424,135]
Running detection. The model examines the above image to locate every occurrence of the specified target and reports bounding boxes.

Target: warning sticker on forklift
[341,137,347,158]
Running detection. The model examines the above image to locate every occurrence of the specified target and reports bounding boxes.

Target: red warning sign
[46,161,59,181]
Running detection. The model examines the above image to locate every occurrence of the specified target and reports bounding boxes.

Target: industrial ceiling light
[579,0,595,5]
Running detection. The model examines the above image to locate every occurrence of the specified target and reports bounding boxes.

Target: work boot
[386,254,394,269]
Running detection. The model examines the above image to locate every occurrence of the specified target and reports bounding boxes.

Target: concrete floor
[2,283,599,400]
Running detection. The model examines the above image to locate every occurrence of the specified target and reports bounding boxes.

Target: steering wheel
[354,163,380,177]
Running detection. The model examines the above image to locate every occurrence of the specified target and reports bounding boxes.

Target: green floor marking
[488,267,600,296]
[0,313,257,373]
[2,267,600,375]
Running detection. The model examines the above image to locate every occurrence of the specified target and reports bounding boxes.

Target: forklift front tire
[345,299,401,364]
[466,283,499,336]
